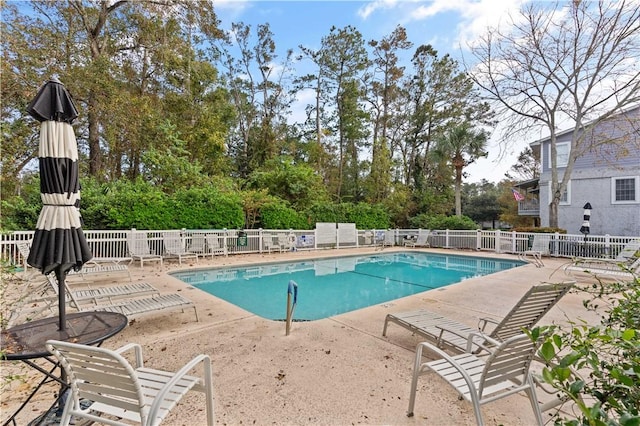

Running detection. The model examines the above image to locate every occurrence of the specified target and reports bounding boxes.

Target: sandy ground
[1,247,598,426]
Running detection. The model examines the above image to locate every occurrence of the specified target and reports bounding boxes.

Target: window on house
[555,143,570,168]
[611,176,639,204]
[549,181,571,205]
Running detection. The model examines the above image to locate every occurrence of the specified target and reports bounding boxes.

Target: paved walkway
[2,248,594,425]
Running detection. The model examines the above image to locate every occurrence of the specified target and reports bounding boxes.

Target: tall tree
[394,46,492,191]
[468,0,640,228]
[217,22,296,179]
[316,25,369,201]
[364,26,412,202]
[432,124,488,216]
[504,147,540,182]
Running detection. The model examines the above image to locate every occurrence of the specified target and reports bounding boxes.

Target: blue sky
[213,0,533,183]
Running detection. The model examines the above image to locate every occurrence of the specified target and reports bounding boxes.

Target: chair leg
[525,379,544,426]
[203,358,215,426]
[406,345,426,417]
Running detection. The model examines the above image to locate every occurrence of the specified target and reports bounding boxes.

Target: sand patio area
[1,247,596,425]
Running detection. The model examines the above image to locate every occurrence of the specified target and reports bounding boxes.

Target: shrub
[513,226,567,234]
[410,214,478,230]
[260,203,308,230]
[535,274,640,425]
[171,187,244,229]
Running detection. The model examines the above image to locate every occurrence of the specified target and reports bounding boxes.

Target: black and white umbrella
[580,202,592,236]
[26,77,93,332]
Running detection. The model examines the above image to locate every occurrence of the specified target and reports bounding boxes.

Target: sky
[213,0,535,184]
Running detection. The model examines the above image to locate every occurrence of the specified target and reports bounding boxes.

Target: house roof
[529,104,640,147]
[514,178,539,192]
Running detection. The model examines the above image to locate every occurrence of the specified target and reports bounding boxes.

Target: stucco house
[516,105,639,237]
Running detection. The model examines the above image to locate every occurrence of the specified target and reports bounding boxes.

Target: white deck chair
[44,275,160,306]
[45,340,214,426]
[519,235,551,268]
[67,259,132,282]
[188,233,208,256]
[407,333,544,426]
[205,234,227,257]
[163,232,198,264]
[277,233,295,252]
[16,241,132,281]
[404,230,430,248]
[48,274,199,321]
[262,234,279,253]
[383,281,574,353]
[564,239,640,278]
[128,232,163,268]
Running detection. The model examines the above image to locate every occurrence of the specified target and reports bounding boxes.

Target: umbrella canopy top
[26,78,78,124]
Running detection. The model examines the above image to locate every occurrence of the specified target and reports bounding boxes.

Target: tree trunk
[549,198,559,229]
[87,93,102,176]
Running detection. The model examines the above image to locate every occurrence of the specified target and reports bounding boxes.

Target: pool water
[170,252,524,321]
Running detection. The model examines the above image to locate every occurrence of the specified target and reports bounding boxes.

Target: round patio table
[1,311,128,425]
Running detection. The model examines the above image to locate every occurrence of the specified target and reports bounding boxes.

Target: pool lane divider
[285,280,298,335]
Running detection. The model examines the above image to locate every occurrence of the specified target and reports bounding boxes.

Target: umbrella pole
[55,269,66,332]
[54,268,69,418]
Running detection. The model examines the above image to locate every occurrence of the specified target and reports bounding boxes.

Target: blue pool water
[170,252,524,321]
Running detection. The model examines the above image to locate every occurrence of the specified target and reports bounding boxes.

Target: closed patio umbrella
[580,202,592,236]
[26,77,92,332]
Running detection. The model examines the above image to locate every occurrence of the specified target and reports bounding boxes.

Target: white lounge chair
[163,231,198,264]
[407,333,544,426]
[564,239,640,279]
[188,233,208,256]
[48,274,199,321]
[128,232,163,268]
[404,230,430,248]
[519,234,551,268]
[67,259,132,282]
[277,233,295,252]
[205,234,227,257]
[16,241,132,281]
[383,281,574,353]
[262,234,279,253]
[44,275,160,306]
[45,340,214,426]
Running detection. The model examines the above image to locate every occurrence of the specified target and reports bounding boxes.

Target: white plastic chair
[162,232,198,264]
[45,340,214,426]
[407,333,544,426]
[205,234,227,257]
[127,232,163,268]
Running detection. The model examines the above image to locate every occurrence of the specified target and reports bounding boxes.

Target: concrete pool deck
[2,247,597,425]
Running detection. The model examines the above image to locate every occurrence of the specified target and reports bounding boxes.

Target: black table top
[1,311,128,361]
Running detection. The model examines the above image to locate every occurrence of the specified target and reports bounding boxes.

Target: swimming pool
[171,252,524,321]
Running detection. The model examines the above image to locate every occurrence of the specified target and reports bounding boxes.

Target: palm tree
[433,124,489,216]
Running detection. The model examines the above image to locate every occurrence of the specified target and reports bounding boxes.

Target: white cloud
[357,0,401,20]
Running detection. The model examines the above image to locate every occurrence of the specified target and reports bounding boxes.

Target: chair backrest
[616,240,640,262]
[190,234,206,252]
[530,235,551,254]
[479,333,539,399]
[163,232,186,254]
[128,232,152,256]
[206,235,223,251]
[416,231,430,244]
[45,340,149,424]
[490,281,574,341]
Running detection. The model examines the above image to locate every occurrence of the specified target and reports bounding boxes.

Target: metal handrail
[285,280,298,336]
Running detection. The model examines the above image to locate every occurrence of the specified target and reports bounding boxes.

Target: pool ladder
[285,280,298,336]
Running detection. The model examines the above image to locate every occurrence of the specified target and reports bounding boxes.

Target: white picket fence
[1,227,638,269]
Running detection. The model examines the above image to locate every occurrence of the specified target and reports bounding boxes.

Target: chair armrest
[465,331,502,354]
[413,341,479,398]
[478,317,499,332]
[115,343,144,368]
[148,354,213,422]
